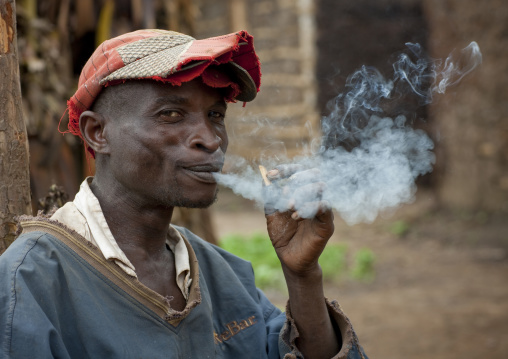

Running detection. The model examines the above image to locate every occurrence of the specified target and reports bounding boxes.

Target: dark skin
[80,78,340,358]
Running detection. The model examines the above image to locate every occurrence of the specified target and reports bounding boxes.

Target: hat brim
[176,60,257,102]
[223,61,258,102]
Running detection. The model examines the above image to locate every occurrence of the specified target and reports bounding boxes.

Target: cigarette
[258,165,272,186]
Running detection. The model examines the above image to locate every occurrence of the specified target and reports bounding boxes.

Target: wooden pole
[0,0,32,253]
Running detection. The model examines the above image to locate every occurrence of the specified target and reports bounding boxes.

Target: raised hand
[263,164,335,276]
[262,164,341,358]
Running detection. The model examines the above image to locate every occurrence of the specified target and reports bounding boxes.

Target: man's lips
[182,163,223,184]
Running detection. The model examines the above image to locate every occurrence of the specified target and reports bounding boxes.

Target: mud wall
[424,0,508,213]
[194,0,320,161]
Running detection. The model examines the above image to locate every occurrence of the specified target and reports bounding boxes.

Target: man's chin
[170,188,219,209]
[178,196,217,209]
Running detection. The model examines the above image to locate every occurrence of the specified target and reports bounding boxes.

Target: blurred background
[9,0,508,357]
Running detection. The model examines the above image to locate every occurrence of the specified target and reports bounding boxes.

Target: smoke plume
[215,42,482,225]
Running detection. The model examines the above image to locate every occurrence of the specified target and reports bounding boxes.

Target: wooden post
[0,0,32,253]
[229,0,247,32]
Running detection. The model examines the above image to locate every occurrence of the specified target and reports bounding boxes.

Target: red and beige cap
[65,29,261,142]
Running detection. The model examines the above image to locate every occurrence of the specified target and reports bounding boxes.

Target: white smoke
[214,42,482,225]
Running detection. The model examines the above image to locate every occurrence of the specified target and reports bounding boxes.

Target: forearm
[283,264,341,359]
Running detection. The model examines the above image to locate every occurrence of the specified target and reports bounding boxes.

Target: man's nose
[188,116,222,153]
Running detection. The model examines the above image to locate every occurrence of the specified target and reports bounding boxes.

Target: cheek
[218,128,229,152]
[110,133,164,174]
[134,144,168,175]
[117,137,150,163]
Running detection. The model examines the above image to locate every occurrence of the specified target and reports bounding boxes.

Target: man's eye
[161,110,180,117]
[209,111,225,121]
[159,110,182,122]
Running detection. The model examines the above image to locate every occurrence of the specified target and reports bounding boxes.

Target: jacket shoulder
[0,231,67,279]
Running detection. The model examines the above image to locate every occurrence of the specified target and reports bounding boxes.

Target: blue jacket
[0,217,367,358]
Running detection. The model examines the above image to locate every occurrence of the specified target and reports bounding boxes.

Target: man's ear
[79,111,110,155]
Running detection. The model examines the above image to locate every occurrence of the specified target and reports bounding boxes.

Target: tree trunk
[0,0,31,253]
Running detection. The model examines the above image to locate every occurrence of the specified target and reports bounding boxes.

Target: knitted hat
[65,29,261,145]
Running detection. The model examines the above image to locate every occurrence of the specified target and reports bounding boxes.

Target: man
[0,30,367,358]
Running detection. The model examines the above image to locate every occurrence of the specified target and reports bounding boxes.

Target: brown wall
[194,0,320,162]
[315,0,508,213]
[316,0,428,116]
[424,0,508,213]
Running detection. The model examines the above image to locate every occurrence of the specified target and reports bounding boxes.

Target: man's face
[99,78,229,209]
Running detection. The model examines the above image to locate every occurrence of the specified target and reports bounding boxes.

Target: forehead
[101,79,226,109]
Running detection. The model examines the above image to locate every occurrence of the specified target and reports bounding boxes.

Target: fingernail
[267,169,279,178]
[291,212,300,220]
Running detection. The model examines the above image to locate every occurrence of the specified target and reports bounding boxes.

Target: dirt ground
[212,187,508,359]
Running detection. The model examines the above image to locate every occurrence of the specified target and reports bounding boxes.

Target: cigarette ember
[258,165,272,186]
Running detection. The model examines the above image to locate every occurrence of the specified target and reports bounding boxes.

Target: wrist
[282,263,323,285]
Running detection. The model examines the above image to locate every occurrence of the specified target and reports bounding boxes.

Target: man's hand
[263,165,340,359]
[264,165,334,275]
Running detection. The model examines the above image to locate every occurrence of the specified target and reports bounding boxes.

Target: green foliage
[350,248,376,281]
[389,220,410,237]
[219,233,351,290]
[319,244,348,281]
[219,233,284,289]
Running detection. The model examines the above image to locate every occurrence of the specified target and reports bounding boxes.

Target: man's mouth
[183,163,223,184]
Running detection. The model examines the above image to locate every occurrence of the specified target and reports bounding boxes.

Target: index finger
[266,164,306,180]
